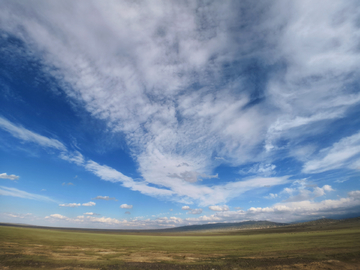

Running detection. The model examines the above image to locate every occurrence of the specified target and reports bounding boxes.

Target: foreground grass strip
[1,225,360,269]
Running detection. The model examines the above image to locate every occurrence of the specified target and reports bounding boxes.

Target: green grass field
[1,224,360,269]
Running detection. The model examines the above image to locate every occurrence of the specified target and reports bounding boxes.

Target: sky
[0,0,360,229]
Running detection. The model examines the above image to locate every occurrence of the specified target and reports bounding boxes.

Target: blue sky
[1,0,360,229]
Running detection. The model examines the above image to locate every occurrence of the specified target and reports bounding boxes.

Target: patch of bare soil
[124,252,173,263]
[53,266,101,270]
[266,260,359,269]
[2,242,360,269]
[50,252,101,261]
[13,244,211,264]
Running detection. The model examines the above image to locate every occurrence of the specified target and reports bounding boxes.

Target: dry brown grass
[1,222,360,269]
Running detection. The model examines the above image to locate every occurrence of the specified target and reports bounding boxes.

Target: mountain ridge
[1,216,359,233]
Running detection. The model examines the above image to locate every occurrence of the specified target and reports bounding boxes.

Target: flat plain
[1,218,360,269]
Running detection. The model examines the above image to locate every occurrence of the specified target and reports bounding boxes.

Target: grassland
[1,219,360,269]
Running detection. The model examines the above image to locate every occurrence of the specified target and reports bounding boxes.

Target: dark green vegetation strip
[1,225,360,269]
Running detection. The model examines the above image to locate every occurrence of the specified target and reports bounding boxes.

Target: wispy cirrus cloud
[0,116,66,151]
[59,151,84,166]
[1,1,360,212]
[0,75,291,208]
[0,186,57,202]
[303,131,360,174]
[59,203,80,207]
[0,115,291,205]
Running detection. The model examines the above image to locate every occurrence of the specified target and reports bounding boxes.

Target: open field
[1,219,360,269]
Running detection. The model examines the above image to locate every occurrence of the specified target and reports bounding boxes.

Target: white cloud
[59,151,84,166]
[46,214,69,220]
[62,182,74,186]
[185,190,360,224]
[265,0,360,152]
[284,183,334,202]
[59,203,80,207]
[0,186,57,202]
[240,164,276,176]
[1,1,360,209]
[92,196,117,201]
[180,205,202,214]
[120,204,133,209]
[83,159,289,205]
[348,190,360,199]
[0,173,19,180]
[0,116,66,151]
[0,119,288,206]
[0,1,287,205]
[84,160,174,198]
[264,193,278,199]
[83,212,100,216]
[188,208,203,215]
[348,158,360,170]
[168,171,218,183]
[322,185,334,192]
[2,212,34,219]
[208,205,229,211]
[303,131,360,173]
[33,189,360,228]
[82,201,96,207]
[58,201,96,207]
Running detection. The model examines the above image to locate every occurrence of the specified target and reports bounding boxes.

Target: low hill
[155,220,288,232]
[0,220,288,233]
[288,218,336,227]
[1,216,359,234]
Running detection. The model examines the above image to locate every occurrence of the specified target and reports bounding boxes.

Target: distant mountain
[288,218,336,227]
[153,220,288,232]
[156,216,360,233]
[1,216,359,233]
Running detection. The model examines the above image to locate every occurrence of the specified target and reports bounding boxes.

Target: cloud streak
[0,186,57,202]
[0,116,66,151]
[92,196,117,201]
[59,203,80,207]
[303,131,360,173]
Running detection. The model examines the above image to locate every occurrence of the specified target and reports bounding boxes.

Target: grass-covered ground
[1,222,360,269]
